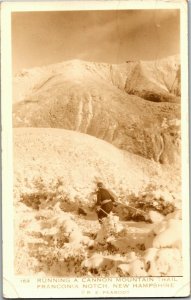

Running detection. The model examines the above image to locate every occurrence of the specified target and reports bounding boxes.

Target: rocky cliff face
[13,56,181,164]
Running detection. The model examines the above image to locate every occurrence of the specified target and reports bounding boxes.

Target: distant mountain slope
[13,56,181,164]
[13,55,180,103]
[124,56,180,100]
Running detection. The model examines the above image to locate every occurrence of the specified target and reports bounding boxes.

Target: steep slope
[13,56,180,103]
[14,128,180,202]
[124,55,181,100]
[13,57,181,164]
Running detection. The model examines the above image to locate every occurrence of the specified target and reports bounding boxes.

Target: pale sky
[12,10,180,73]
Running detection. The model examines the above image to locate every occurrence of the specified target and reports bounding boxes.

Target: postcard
[1,0,190,298]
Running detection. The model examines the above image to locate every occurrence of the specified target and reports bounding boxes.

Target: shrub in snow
[81,253,127,276]
[142,210,182,276]
[113,183,176,221]
[144,216,182,250]
[16,203,94,275]
[127,259,148,276]
[128,192,174,218]
[81,254,108,272]
[117,263,130,276]
[152,218,182,249]
[95,213,125,245]
[117,258,148,276]
[20,177,64,210]
[165,209,182,220]
[15,175,182,277]
[19,177,86,212]
[14,228,40,275]
[143,248,182,276]
[114,184,176,222]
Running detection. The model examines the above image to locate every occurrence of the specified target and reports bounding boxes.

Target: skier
[95,182,115,223]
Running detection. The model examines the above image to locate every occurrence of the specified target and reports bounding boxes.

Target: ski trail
[75,99,83,131]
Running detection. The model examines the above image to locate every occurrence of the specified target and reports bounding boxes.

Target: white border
[1,1,190,298]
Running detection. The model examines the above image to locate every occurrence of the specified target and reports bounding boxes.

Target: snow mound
[152,218,182,249]
[148,210,164,223]
[95,213,125,245]
[144,248,182,276]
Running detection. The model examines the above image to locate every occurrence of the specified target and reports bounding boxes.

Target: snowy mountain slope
[13,56,181,164]
[13,56,182,278]
[124,55,180,98]
[13,55,180,103]
[14,128,180,205]
[14,128,182,277]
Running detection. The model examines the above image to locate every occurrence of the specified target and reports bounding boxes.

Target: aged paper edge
[1,0,190,298]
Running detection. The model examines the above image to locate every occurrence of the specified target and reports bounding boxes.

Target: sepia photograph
[1,1,190,298]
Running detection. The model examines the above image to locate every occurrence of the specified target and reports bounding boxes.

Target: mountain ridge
[13,55,181,164]
[13,55,180,103]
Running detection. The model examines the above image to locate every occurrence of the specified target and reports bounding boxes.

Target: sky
[12,10,180,73]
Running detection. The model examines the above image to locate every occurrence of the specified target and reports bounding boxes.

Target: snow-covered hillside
[12,53,183,277]
[13,55,180,103]
[14,128,181,199]
[14,128,182,276]
[13,57,181,164]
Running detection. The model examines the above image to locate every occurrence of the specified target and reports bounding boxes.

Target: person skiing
[95,182,115,223]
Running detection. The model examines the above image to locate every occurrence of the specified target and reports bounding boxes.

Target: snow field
[13,128,182,276]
